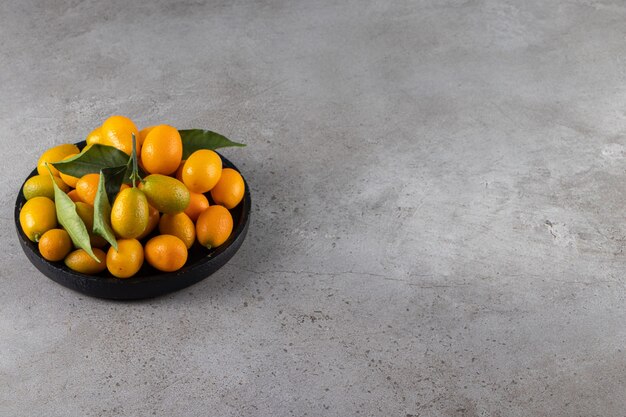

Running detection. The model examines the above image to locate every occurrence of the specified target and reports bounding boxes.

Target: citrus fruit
[59,154,80,188]
[22,174,69,200]
[19,196,57,242]
[75,202,108,248]
[36,144,80,176]
[64,248,107,274]
[184,192,210,222]
[139,174,190,214]
[74,202,95,229]
[159,212,196,249]
[67,189,82,203]
[101,115,140,155]
[137,204,160,240]
[137,157,148,174]
[75,173,100,205]
[86,127,107,146]
[111,187,149,239]
[175,160,185,181]
[210,168,245,209]
[140,125,183,175]
[106,239,144,278]
[138,126,155,147]
[38,229,72,262]
[145,235,188,272]
[182,150,222,193]
[196,205,233,249]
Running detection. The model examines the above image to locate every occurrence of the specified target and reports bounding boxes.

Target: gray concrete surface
[2,0,626,415]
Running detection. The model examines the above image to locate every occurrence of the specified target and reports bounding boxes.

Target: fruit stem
[129,133,142,187]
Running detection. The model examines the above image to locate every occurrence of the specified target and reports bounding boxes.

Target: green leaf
[46,165,99,262]
[51,144,130,178]
[102,164,131,205]
[179,129,245,159]
[93,170,118,251]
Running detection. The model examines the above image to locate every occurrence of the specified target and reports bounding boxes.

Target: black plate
[14,141,250,300]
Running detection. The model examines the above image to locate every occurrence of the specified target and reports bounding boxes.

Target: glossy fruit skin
[64,248,107,274]
[75,173,100,205]
[159,212,196,249]
[175,160,185,181]
[106,239,144,278]
[23,174,69,200]
[74,202,108,248]
[36,144,80,176]
[74,202,95,230]
[137,204,160,240]
[38,229,72,262]
[182,150,222,193]
[59,154,80,188]
[210,168,245,209]
[101,115,139,155]
[145,235,188,272]
[139,174,190,214]
[184,192,210,222]
[20,196,57,242]
[111,188,149,239]
[196,205,233,249]
[86,127,107,146]
[138,126,155,147]
[67,189,82,203]
[140,125,183,175]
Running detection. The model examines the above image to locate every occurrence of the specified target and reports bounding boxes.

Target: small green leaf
[52,144,130,178]
[179,129,245,159]
[93,170,118,251]
[46,165,99,262]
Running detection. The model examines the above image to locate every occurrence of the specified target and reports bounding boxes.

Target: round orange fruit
[19,196,57,242]
[75,173,100,205]
[159,212,196,249]
[182,150,222,193]
[37,144,80,176]
[86,127,107,146]
[196,205,233,249]
[64,248,107,274]
[184,192,210,222]
[140,125,183,175]
[106,239,144,278]
[175,160,185,181]
[38,229,72,262]
[101,115,140,155]
[138,126,156,148]
[210,168,245,209]
[67,189,82,203]
[145,235,188,272]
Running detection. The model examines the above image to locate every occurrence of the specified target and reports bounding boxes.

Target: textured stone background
[2,0,626,415]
